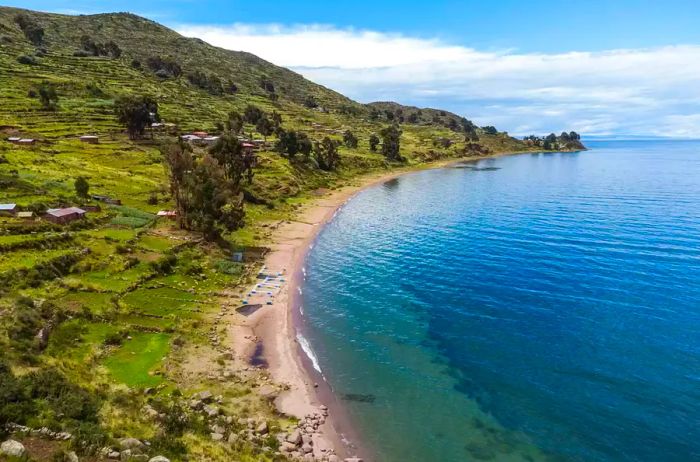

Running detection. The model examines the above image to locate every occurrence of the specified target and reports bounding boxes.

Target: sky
[9,0,700,137]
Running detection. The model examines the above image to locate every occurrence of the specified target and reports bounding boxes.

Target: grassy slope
[0,6,553,462]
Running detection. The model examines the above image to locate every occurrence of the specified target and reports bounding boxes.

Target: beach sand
[227,157,495,460]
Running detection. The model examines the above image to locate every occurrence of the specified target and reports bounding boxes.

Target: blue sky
[8,1,700,137]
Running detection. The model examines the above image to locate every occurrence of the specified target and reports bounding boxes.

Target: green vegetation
[0,5,583,461]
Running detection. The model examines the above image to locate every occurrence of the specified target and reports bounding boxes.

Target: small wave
[298,286,303,295]
[297,333,322,374]
[299,304,304,315]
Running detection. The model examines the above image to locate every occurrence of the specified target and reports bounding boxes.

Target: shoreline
[231,150,553,460]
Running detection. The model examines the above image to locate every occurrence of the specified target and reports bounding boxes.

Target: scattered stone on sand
[196,390,213,402]
[0,439,27,458]
[286,429,302,445]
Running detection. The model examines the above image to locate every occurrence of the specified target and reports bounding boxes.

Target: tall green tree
[380,124,402,161]
[74,177,89,199]
[314,137,340,171]
[208,134,256,187]
[255,116,274,141]
[226,111,244,134]
[114,95,158,140]
[37,81,58,111]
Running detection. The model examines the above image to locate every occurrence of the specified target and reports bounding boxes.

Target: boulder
[203,405,219,417]
[119,438,145,451]
[0,440,27,458]
[108,452,121,459]
[66,451,79,462]
[286,429,302,445]
[196,390,213,402]
[210,433,224,442]
[256,421,269,435]
[148,457,170,462]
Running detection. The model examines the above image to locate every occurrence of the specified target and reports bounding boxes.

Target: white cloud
[175,23,700,137]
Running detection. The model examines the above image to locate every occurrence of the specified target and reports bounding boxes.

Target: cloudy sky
[12,0,700,137]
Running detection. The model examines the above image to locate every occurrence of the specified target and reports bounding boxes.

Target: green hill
[0,6,583,462]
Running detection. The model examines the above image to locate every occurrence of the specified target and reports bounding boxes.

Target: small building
[180,134,202,143]
[45,207,86,224]
[0,203,18,216]
[17,211,34,219]
[7,137,21,144]
[192,131,208,138]
[157,210,177,219]
[202,136,220,146]
[79,135,99,144]
[17,139,36,146]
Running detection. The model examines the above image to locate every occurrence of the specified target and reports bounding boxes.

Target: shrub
[17,54,37,65]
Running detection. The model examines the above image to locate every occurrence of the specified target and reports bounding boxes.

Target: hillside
[0,6,583,462]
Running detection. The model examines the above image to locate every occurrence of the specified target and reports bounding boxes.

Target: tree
[380,124,402,161]
[275,130,299,158]
[369,134,380,152]
[314,137,340,171]
[343,130,358,149]
[243,105,263,125]
[481,126,498,135]
[36,81,58,111]
[226,111,244,134]
[104,41,122,58]
[208,134,256,188]
[74,177,89,199]
[162,140,194,229]
[255,116,274,141]
[298,132,313,158]
[114,95,158,140]
[270,111,283,131]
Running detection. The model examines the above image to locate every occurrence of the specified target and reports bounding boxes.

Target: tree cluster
[146,56,182,78]
[76,35,122,58]
[14,14,44,46]
[163,136,255,237]
[523,131,582,150]
[275,130,312,158]
[186,71,224,95]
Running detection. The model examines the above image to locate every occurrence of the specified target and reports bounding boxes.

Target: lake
[300,141,700,461]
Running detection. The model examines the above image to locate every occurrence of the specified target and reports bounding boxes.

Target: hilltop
[0,6,583,462]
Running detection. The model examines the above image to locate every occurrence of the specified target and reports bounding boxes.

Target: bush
[149,254,177,275]
[17,54,37,65]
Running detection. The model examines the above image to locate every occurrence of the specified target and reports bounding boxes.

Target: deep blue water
[301,141,700,462]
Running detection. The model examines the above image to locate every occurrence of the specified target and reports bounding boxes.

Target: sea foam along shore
[228,154,511,461]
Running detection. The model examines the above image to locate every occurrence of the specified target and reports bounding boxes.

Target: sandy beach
[227,156,500,461]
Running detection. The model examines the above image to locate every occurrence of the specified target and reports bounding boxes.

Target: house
[192,131,208,138]
[202,136,220,146]
[0,203,18,216]
[157,210,177,219]
[79,135,99,144]
[45,207,86,224]
[17,139,36,146]
[7,137,20,144]
[180,134,202,143]
[17,211,34,219]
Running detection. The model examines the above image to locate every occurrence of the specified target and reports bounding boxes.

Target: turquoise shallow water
[300,141,700,462]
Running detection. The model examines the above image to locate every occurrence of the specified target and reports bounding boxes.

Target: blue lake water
[301,141,700,461]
